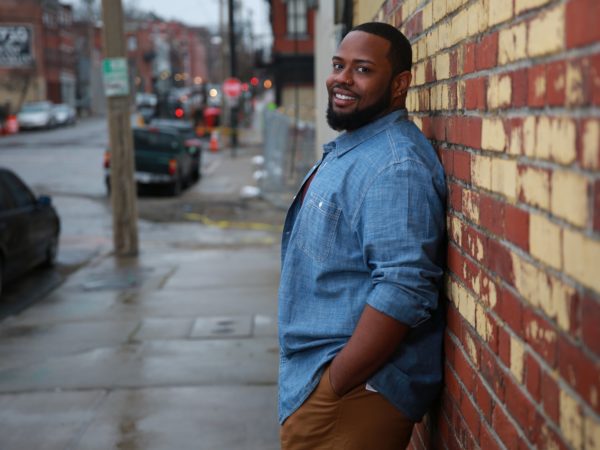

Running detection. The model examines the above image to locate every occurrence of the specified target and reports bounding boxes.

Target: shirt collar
[323,109,408,158]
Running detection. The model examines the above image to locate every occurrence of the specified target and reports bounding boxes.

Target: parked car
[104,126,196,196]
[16,101,57,130]
[148,118,203,181]
[52,103,77,126]
[0,168,60,297]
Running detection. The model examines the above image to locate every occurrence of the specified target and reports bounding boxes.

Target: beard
[326,85,392,131]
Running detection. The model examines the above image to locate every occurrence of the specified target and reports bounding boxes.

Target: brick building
[0,0,75,113]
[344,0,600,448]
[268,0,316,121]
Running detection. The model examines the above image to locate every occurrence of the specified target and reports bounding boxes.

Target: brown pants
[280,366,414,450]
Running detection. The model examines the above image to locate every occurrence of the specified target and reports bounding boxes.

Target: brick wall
[372,0,600,448]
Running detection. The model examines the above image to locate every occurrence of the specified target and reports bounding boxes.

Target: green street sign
[102,58,129,97]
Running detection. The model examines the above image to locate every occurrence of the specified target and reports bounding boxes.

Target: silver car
[52,103,77,127]
[17,101,57,130]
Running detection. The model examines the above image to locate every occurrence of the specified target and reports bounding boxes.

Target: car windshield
[134,131,180,153]
[21,103,50,112]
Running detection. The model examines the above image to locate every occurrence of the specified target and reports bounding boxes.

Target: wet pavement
[0,128,285,449]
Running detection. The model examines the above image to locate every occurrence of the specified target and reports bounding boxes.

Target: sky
[62,0,271,37]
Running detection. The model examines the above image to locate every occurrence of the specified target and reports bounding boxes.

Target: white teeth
[335,93,355,101]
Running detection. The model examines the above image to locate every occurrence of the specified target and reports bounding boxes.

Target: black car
[149,118,203,181]
[0,168,60,296]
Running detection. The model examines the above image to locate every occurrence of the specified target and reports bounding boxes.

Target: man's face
[326,31,395,131]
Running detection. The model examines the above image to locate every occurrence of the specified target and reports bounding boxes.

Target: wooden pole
[101,0,139,256]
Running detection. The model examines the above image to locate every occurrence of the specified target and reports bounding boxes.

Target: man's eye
[333,63,343,71]
[356,66,370,73]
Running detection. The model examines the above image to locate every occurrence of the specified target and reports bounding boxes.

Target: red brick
[460,223,486,262]
[405,10,423,39]
[479,194,505,237]
[453,150,471,183]
[492,406,520,450]
[426,59,434,83]
[450,50,459,78]
[465,77,486,110]
[420,116,433,139]
[505,376,537,442]
[480,423,503,450]
[432,116,446,141]
[541,371,560,423]
[462,257,482,296]
[558,335,600,414]
[546,60,566,106]
[475,377,493,423]
[463,117,482,149]
[511,69,528,108]
[522,309,558,366]
[594,180,600,232]
[505,204,529,251]
[498,326,511,366]
[480,347,505,400]
[591,54,600,105]
[463,42,476,74]
[566,0,600,49]
[445,363,462,404]
[528,65,546,108]
[393,9,403,28]
[498,288,523,334]
[582,294,600,355]
[448,243,463,277]
[485,239,514,284]
[459,391,481,442]
[455,346,477,392]
[448,82,458,110]
[475,32,499,71]
[525,352,542,402]
[535,425,571,450]
[449,182,462,213]
[507,118,524,155]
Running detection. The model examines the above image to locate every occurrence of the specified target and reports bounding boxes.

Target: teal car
[104,126,199,196]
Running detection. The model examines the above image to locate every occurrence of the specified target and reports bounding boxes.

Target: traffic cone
[209,130,219,153]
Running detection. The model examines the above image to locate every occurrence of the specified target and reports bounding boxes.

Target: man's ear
[392,71,412,99]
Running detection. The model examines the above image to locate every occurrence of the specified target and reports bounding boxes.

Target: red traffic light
[250,77,259,86]
[174,107,184,118]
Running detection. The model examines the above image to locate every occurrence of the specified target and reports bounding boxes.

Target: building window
[287,0,307,36]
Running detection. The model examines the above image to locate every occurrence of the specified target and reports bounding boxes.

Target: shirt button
[319,201,323,208]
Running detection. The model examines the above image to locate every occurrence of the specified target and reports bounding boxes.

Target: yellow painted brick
[471,155,493,190]
[433,0,448,23]
[427,29,439,56]
[467,0,488,37]
[441,83,450,110]
[516,0,552,15]
[499,23,527,64]
[551,170,589,227]
[510,335,525,383]
[536,117,576,164]
[530,213,562,270]
[563,229,600,293]
[462,189,480,224]
[582,120,600,169]
[415,62,426,86]
[488,0,513,26]
[418,39,427,61]
[454,281,476,327]
[482,118,507,151]
[509,121,522,155]
[487,74,512,110]
[527,5,565,57]
[450,216,463,246]
[438,22,451,50]
[422,2,433,30]
[412,116,423,131]
[551,277,575,331]
[512,252,546,310]
[566,60,585,106]
[523,116,537,158]
[457,80,465,110]
[585,413,600,450]
[560,389,584,449]
[412,43,419,63]
[451,9,469,45]
[492,158,517,199]
[465,331,478,365]
[447,0,464,14]
[436,52,450,80]
[518,166,550,210]
[476,303,493,342]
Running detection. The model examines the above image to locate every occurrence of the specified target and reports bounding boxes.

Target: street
[0,117,285,449]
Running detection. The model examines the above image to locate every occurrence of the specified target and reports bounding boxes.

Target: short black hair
[349,22,412,75]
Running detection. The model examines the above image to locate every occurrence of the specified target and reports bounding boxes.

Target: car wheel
[42,236,58,268]
[169,176,182,196]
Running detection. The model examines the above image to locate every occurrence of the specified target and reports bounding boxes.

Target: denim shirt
[278,109,447,424]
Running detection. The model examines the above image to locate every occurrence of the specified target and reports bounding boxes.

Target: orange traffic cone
[209,130,219,153]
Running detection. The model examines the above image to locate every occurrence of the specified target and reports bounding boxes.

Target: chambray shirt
[278,109,447,424]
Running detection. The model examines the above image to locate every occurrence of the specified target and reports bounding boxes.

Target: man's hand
[329,304,409,397]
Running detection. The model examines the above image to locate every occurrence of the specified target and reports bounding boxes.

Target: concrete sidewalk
[0,138,282,449]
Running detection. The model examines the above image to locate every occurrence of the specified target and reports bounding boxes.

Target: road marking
[183,212,283,232]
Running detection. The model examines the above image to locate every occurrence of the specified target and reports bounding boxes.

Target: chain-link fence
[260,109,316,209]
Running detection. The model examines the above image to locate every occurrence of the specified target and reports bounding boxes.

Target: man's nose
[333,67,353,86]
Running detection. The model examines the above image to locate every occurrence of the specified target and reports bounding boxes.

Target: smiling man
[278,22,447,450]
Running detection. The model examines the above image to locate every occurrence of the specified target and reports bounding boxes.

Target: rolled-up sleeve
[355,159,446,327]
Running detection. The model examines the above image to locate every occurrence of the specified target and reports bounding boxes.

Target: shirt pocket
[296,192,341,263]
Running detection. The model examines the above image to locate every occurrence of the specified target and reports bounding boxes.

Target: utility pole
[228,0,238,153]
[101,0,139,256]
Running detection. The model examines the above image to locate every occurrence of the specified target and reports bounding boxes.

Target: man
[278,22,447,450]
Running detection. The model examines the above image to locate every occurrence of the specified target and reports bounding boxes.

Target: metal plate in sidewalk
[189,316,253,339]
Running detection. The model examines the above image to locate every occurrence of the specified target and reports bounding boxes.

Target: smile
[335,93,357,101]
